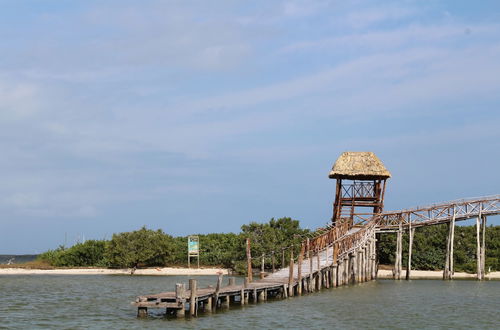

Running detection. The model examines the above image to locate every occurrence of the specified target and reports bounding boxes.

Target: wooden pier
[133,152,500,318]
[133,195,500,318]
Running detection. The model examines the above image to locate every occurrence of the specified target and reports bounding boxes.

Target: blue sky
[1,0,499,253]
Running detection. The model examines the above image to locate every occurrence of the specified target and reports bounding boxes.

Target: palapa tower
[329,152,391,227]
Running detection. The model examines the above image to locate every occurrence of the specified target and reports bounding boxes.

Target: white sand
[0,267,229,276]
[377,269,500,279]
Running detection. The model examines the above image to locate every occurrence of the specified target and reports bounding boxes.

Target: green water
[1,275,499,329]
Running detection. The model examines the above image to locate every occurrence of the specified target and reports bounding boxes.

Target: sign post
[188,235,200,268]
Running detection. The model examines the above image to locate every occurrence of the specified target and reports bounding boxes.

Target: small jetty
[133,152,500,317]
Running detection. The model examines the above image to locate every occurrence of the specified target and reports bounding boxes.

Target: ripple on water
[1,276,499,329]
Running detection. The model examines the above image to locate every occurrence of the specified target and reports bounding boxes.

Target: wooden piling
[229,277,236,287]
[476,213,482,280]
[288,250,294,296]
[175,283,186,317]
[395,225,402,280]
[364,247,368,282]
[137,307,148,318]
[352,251,359,284]
[332,265,338,287]
[481,215,487,280]
[282,250,286,269]
[246,238,252,283]
[214,274,222,311]
[260,254,265,279]
[344,256,349,285]
[189,279,197,316]
[407,226,415,280]
[298,243,304,295]
[206,296,213,312]
[243,277,249,304]
[272,251,276,273]
[450,211,455,279]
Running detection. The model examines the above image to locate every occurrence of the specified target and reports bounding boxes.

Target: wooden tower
[329,152,391,227]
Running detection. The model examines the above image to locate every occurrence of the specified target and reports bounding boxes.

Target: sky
[1,0,499,254]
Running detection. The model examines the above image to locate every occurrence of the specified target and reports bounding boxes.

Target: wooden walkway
[133,195,500,317]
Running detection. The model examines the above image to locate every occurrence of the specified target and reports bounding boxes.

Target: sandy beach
[1,267,499,279]
[0,267,229,276]
[377,269,500,280]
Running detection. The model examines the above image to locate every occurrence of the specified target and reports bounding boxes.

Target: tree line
[37,218,499,273]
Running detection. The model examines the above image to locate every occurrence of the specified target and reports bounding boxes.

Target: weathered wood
[288,250,294,296]
[189,279,197,316]
[481,215,487,280]
[175,283,186,317]
[407,227,415,280]
[450,212,455,279]
[206,296,212,312]
[258,289,265,301]
[344,256,349,286]
[363,247,367,282]
[228,277,236,287]
[272,251,276,273]
[297,243,304,295]
[394,225,402,280]
[352,251,358,284]
[260,254,265,279]
[246,238,252,282]
[309,241,314,292]
[476,213,482,280]
[137,307,148,318]
[214,274,223,311]
[332,265,338,287]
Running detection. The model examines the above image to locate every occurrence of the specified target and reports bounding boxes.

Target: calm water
[1,275,499,329]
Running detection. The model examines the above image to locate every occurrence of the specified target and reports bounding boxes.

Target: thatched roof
[329,152,391,179]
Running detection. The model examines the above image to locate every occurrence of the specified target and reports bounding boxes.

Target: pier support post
[407,225,415,280]
[246,238,252,283]
[343,255,349,286]
[243,278,249,304]
[214,274,222,311]
[189,279,197,316]
[363,243,370,282]
[476,212,483,280]
[206,296,213,312]
[372,233,377,280]
[175,283,186,317]
[443,209,456,280]
[298,244,303,295]
[288,250,294,297]
[309,244,314,292]
[480,214,487,280]
[332,265,338,287]
[223,295,230,308]
[272,251,276,273]
[260,254,265,279]
[137,307,148,318]
[353,251,359,284]
[258,289,265,301]
[394,225,403,280]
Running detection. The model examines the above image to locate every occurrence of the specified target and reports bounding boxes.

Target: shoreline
[0,267,229,276]
[1,267,499,279]
[377,269,500,280]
